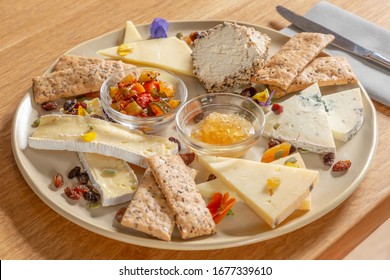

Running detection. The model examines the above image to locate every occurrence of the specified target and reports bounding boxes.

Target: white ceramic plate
[12,20,377,250]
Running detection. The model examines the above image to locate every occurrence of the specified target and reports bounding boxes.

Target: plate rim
[11,20,378,251]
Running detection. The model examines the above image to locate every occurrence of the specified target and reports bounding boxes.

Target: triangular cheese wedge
[263,83,336,154]
[197,153,311,210]
[198,155,319,228]
[123,20,143,43]
[97,37,195,76]
[322,88,364,142]
[271,153,311,210]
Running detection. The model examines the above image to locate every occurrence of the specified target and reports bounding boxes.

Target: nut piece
[332,160,351,172]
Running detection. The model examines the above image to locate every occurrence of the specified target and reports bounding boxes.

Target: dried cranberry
[68,166,81,179]
[63,99,77,112]
[240,87,257,98]
[64,187,81,200]
[77,172,89,184]
[52,173,64,188]
[193,112,205,123]
[271,103,284,115]
[90,114,105,120]
[115,207,127,223]
[332,160,351,172]
[83,191,100,203]
[207,174,217,181]
[168,137,182,152]
[180,153,195,165]
[267,138,281,149]
[74,101,87,109]
[41,101,58,111]
[189,31,203,41]
[323,153,336,166]
[74,184,90,195]
[289,145,297,155]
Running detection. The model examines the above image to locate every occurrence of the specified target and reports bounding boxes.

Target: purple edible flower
[150,18,169,39]
[258,89,275,106]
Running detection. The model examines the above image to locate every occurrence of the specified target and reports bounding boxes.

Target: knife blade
[276,5,390,70]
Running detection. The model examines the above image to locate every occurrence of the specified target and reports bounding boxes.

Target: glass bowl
[100,67,188,134]
[175,93,265,157]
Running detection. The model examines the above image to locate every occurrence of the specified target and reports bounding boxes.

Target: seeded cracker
[252,32,335,90]
[121,169,175,241]
[269,56,358,98]
[54,55,109,71]
[32,58,133,104]
[147,155,216,239]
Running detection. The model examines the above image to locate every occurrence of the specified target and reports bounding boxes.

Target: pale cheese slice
[79,153,138,206]
[271,153,311,210]
[263,83,336,154]
[28,114,178,168]
[197,155,319,228]
[123,20,143,43]
[78,98,138,206]
[97,37,195,76]
[322,88,364,142]
[196,153,311,210]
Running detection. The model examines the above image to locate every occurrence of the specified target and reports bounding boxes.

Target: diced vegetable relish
[109,70,180,117]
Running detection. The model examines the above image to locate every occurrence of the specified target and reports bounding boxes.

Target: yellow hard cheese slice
[197,155,319,228]
[197,153,311,210]
[97,37,195,76]
[123,20,143,43]
[271,153,311,210]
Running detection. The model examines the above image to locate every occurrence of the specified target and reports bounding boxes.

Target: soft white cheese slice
[123,20,143,43]
[79,153,138,206]
[263,83,336,154]
[197,155,319,228]
[322,88,364,142]
[28,115,178,168]
[97,37,195,76]
[196,153,311,210]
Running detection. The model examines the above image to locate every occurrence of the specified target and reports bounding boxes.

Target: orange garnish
[207,192,236,224]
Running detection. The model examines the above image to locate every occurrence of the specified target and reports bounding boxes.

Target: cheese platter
[11,20,377,250]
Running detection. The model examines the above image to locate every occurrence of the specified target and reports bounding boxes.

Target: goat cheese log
[192,22,271,92]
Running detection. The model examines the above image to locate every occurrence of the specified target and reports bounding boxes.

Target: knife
[276,5,390,70]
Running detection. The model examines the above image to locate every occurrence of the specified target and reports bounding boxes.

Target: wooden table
[1,0,389,260]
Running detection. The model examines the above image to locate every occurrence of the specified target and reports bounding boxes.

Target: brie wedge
[263,83,336,154]
[28,114,178,168]
[79,153,138,206]
[198,155,319,228]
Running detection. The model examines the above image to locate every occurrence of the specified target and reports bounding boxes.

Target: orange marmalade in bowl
[191,112,254,145]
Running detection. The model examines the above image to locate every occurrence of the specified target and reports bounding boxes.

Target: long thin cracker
[147,155,216,239]
[270,56,358,98]
[121,169,175,241]
[32,60,127,104]
[252,32,334,90]
[54,55,108,71]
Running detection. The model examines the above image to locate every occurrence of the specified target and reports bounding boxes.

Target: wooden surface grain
[1,0,389,260]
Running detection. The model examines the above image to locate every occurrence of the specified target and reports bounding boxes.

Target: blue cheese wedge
[263,83,336,154]
[322,88,364,142]
[28,114,178,168]
[97,37,194,76]
[198,155,319,228]
[196,153,311,211]
[79,153,138,206]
